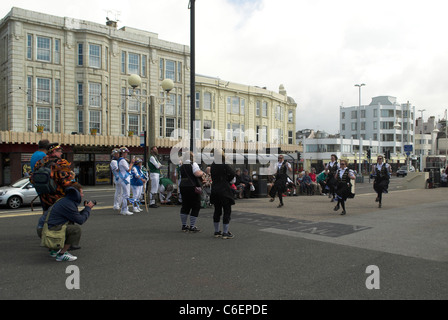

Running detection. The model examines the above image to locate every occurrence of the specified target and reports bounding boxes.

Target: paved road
[0,182,447,305]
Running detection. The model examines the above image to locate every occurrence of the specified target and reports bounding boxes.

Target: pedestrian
[326,154,339,202]
[36,183,95,262]
[30,143,75,211]
[241,169,254,198]
[130,158,147,212]
[158,176,174,205]
[333,159,356,215]
[210,150,236,239]
[372,155,391,208]
[30,139,50,173]
[117,146,135,216]
[148,146,163,208]
[269,154,292,207]
[179,152,204,233]
[110,148,122,210]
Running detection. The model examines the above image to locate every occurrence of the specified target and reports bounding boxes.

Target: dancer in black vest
[326,154,339,202]
[372,155,391,208]
[269,155,292,208]
[333,159,355,215]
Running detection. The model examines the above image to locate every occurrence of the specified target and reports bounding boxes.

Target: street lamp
[355,83,365,177]
[189,0,196,153]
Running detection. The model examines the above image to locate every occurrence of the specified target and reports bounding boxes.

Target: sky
[2,0,448,133]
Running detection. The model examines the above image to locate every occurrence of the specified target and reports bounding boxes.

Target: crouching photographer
[37,183,95,262]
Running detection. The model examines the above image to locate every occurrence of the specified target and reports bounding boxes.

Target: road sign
[404,144,413,152]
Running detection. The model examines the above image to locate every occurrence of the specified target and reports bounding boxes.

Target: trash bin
[254,177,268,198]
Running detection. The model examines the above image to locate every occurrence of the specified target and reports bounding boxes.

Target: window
[54,39,61,64]
[36,36,51,62]
[77,83,83,106]
[351,110,357,119]
[203,120,212,140]
[288,110,293,123]
[128,53,140,74]
[78,110,84,134]
[177,61,182,82]
[166,118,175,138]
[89,44,101,68]
[55,79,61,105]
[288,131,294,144]
[361,110,366,118]
[341,112,345,119]
[27,34,32,60]
[78,43,83,66]
[121,51,126,73]
[142,55,147,77]
[361,122,365,130]
[36,78,51,104]
[381,109,394,117]
[55,108,61,133]
[256,101,260,117]
[128,114,139,134]
[262,102,268,117]
[27,77,32,102]
[37,107,51,132]
[165,60,175,80]
[89,83,102,107]
[195,92,200,109]
[164,94,176,115]
[27,106,32,132]
[89,110,101,134]
[227,97,245,114]
[203,92,212,111]
[121,113,126,135]
[128,89,140,112]
[351,122,357,131]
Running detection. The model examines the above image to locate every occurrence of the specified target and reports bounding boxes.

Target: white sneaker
[113,206,120,210]
[56,251,77,262]
[120,211,133,216]
[133,207,140,213]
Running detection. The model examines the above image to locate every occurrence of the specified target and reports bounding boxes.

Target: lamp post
[355,83,365,177]
[189,0,196,153]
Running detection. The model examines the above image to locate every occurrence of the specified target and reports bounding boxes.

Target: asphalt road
[0,179,447,308]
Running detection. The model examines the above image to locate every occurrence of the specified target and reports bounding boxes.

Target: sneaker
[189,226,201,233]
[120,210,133,216]
[214,231,222,238]
[149,204,159,208]
[182,225,190,232]
[222,232,234,239]
[56,251,77,262]
[113,206,120,210]
[49,249,60,258]
[133,207,141,213]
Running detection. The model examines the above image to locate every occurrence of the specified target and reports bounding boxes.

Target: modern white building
[339,96,416,158]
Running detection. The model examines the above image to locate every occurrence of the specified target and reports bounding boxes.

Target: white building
[339,96,416,158]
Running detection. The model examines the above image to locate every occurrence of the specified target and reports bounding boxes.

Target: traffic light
[297,152,301,161]
[385,150,390,160]
[367,149,371,159]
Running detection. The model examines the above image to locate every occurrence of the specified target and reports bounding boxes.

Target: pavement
[0,183,447,304]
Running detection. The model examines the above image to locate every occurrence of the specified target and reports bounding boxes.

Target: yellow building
[0,7,298,185]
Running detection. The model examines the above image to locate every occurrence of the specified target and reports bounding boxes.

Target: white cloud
[2,0,448,132]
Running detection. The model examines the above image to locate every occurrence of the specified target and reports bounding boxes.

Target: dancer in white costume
[110,148,122,210]
[117,147,135,216]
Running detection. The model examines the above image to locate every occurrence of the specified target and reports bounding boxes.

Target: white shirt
[118,158,130,181]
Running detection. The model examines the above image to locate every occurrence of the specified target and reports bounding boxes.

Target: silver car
[0,177,41,209]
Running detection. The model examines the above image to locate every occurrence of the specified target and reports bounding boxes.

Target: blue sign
[404,144,413,152]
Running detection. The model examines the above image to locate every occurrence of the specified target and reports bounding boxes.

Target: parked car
[396,165,415,177]
[0,177,40,209]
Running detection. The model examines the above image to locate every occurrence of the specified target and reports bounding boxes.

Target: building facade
[339,96,416,159]
[0,8,298,185]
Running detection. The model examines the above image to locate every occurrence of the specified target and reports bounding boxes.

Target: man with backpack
[30,143,75,211]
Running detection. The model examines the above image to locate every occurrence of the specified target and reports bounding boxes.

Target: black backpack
[32,163,57,195]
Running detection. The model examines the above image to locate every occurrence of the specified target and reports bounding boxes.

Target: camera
[84,200,97,206]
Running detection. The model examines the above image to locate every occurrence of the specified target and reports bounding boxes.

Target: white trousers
[118,178,130,213]
[113,179,122,209]
[149,173,160,205]
[131,185,144,208]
